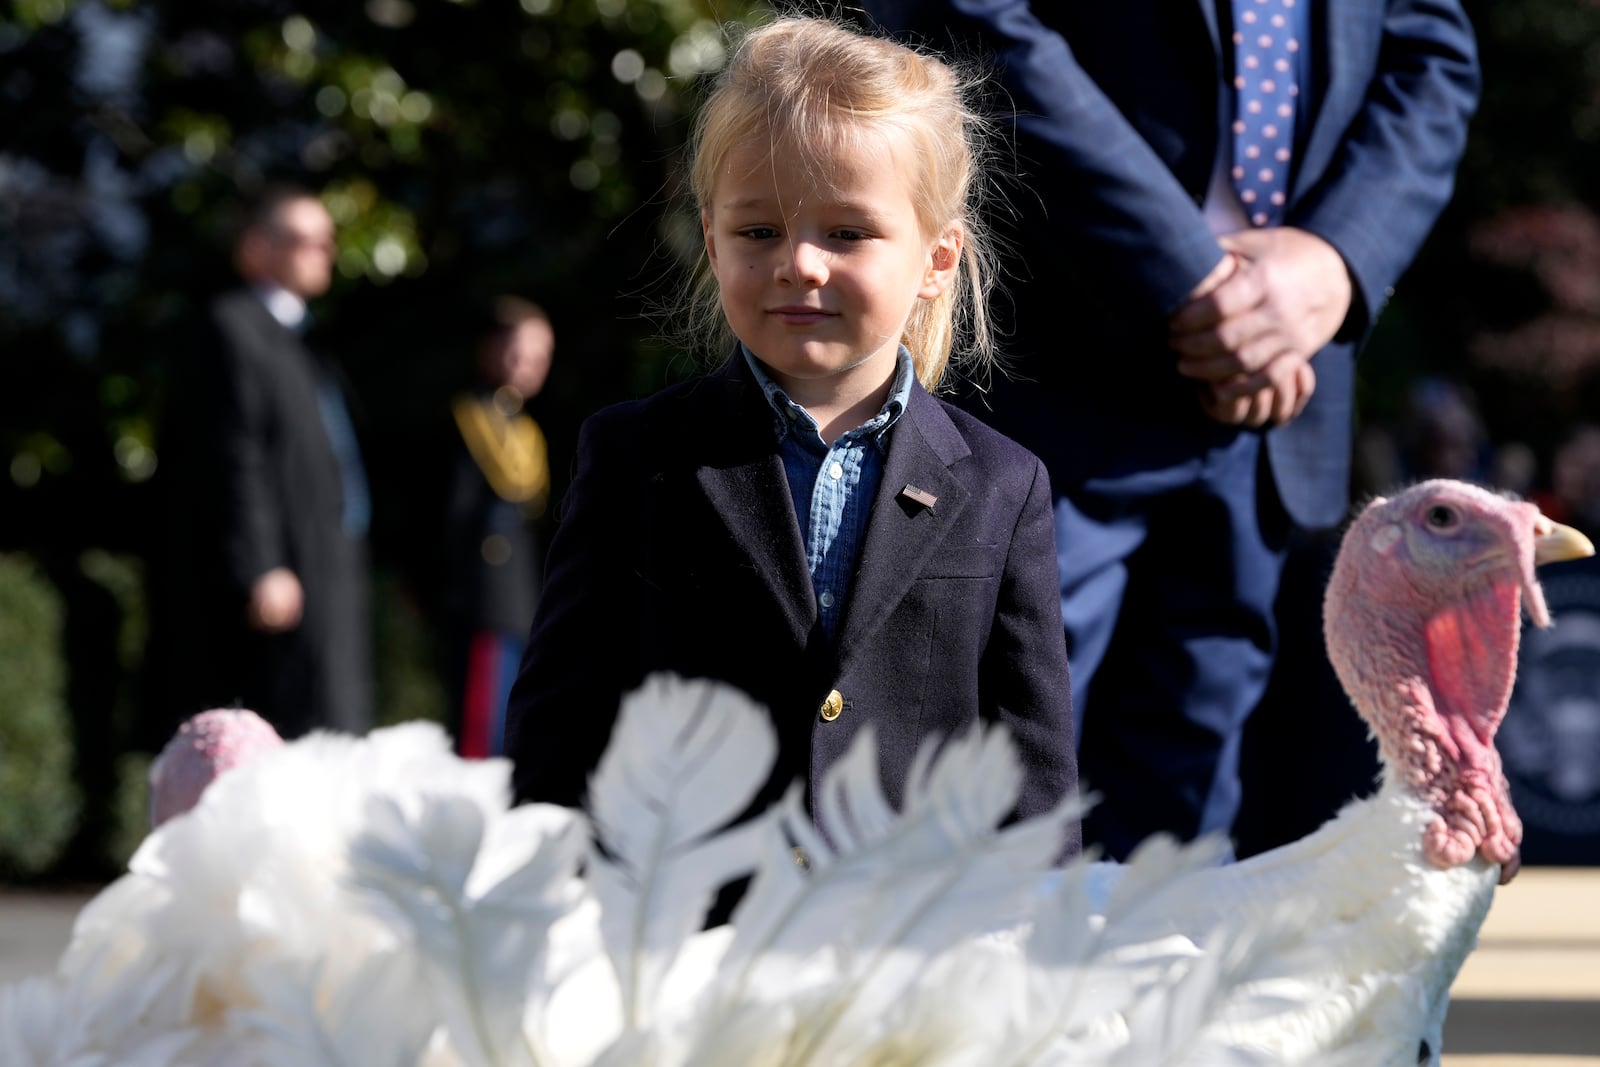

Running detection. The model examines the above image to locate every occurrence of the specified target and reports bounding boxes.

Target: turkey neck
[1324,552,1524,876]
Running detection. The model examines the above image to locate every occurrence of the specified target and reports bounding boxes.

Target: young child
[504,16,1078,855]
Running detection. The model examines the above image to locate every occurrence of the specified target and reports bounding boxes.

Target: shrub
[0,554,80,878]
[372,565,447,730]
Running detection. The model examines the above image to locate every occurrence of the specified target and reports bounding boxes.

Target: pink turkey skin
[150,708,284,826]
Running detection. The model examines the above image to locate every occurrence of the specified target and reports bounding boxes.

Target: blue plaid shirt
[742,345,915,639]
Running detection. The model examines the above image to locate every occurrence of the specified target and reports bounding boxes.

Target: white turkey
[0,477,1588,1067]
[1047,476,1595,1063]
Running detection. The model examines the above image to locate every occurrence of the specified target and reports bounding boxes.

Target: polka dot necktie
[1231,0,1301,227]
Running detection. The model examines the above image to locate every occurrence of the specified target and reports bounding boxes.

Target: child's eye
[738,226,779,240]
[832,228,869,241]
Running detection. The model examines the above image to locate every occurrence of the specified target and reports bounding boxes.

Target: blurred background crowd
[3,0,1600,882]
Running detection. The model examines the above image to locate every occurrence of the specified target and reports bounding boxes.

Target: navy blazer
[504,356,1079,848]
[862,0,1480,528]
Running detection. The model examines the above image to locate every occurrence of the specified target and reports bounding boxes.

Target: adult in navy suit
[504,353,1079,839]
[861,0,1480,860]
[151,186,372,740]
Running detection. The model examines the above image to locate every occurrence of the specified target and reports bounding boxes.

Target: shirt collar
[252,283,308,331]
[741,343,915,451]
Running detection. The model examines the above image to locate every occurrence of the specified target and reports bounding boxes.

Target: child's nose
[778,240,827,286]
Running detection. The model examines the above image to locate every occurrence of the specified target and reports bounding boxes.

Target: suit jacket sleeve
[1289,0,1479,337]
[863,0,1227,316]
[504,408,631,808]
[864,0,1479,337]
[202,307,290,592]
[982,453,1081,854]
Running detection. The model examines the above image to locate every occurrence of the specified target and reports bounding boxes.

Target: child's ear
[920,224,962,300]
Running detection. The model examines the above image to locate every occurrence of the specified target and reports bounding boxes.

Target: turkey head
[1323,480,1593,883]
[148,708,284,826]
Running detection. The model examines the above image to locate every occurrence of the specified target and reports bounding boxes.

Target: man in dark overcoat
[153,185,371,738]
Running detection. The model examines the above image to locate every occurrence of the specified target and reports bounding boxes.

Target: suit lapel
[240,294,344,474]
[1194,0,1220,55]
[691,362,818,648]
[835,387,971,673]
[1291,0,1380,201]
[245,295,324,400]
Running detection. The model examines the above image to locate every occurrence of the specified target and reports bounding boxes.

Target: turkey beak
[1534,518,1595,566]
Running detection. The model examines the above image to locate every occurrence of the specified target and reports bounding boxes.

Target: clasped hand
[248,567,304,633]
[1168,227,1352,428]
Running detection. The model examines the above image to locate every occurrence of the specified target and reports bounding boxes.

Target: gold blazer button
[819,689,843,721]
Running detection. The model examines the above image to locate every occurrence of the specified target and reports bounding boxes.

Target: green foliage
[80,550,147,674]
[78,551,154,873]
[1396,0,1600,466]
[0,6,766,883]
[1,0,769,542]
[1459,1,1600,210]
[0,556,81,879]
[372,565,448,730]
[110,750,154,870]
[9,0,82,29]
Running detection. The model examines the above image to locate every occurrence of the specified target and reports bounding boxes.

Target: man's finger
[1176,353,1244,382]
[1243,388,1273,428]
[1171,306,1275,361]
[1170,268,1265,335]
[1200,383,1250,426]
[1292,363,1316,420]
[1270,381,1297,426]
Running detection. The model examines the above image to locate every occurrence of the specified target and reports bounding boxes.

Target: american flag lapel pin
[899,483,938,510]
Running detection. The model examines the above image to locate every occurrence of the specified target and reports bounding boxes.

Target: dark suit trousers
[1057,430,1288,862]
[239,533,372,739]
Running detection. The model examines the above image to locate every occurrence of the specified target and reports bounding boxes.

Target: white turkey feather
[0,978,83,1067]
[0,959,202,1067]
[584,672,777,1031]
[33,722,543,1066]
[725,721,1078,980]
[1105,908,1309,1067]
[631,718,1079,1067]
[346,794,590,1067]
[234,951,435,1067]
[345,793,526,1067]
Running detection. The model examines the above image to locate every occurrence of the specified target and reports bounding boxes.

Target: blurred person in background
[1539,423,1600,536]
[438,297,555,758]
[1489,439,1538,500]
[148,184,372,741]
[1397,376,1491,484]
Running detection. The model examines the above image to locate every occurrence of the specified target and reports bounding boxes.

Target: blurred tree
[5,0,1597,536]
[0,0,764,867]
[1369,0,1600,470]
[0,0,764,549]
[0,554,79,879]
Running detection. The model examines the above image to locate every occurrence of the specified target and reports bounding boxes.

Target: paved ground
[1443,867,1600,1066]
[3,868,1597,1061]
[0,887,95,987]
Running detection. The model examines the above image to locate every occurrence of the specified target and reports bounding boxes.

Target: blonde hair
[686,15,996,392]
